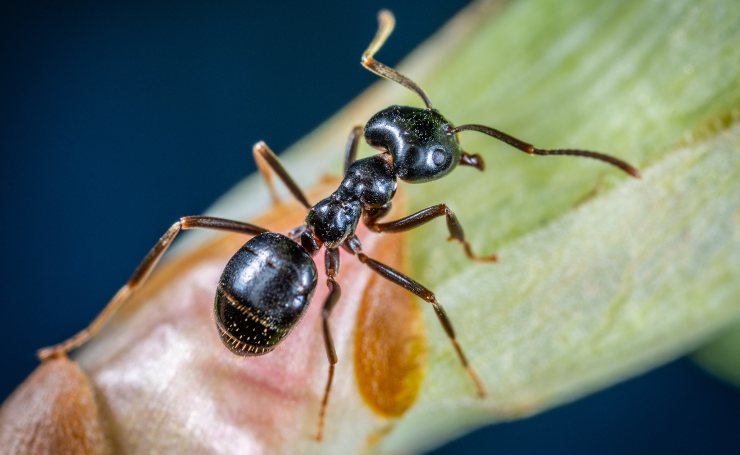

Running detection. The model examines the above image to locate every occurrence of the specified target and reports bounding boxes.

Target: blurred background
[1,1,738,453]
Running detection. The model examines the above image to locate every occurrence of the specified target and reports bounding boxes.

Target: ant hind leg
[315,248,342,441]
[37,216,268,360]
[347,241,487,398]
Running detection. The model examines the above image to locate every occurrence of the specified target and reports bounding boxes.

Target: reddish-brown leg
[37,216,267,360]
[345,240,486,398]
[252,141,312,208]
[366,203,497,262]
[315,248,342,441]
[343,126,364,173]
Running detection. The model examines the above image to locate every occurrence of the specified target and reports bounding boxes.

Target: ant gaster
[38,10,640,441]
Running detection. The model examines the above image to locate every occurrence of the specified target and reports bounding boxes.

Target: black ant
[38,10,640,441]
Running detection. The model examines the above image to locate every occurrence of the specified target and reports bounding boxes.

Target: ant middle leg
[349,246,487,398]
[37,216,268,360]
[252,141,311,208]
[315,248,342,441]
[365,203,497,262]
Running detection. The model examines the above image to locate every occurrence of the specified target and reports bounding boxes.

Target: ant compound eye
[432,148,446,166]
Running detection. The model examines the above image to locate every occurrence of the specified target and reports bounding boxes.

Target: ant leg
[366,203,497,262]
[361,202,392,227]
[343,126,364,173]
[37,216,268,360]
[353,249,487,398]
[362,10,434,109]
[315,248,342,441]
[252,141,312,208]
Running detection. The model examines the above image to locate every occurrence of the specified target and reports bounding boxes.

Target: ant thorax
[305,154,396,248]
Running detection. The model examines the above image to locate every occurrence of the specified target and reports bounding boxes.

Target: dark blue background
[1,2,738,454]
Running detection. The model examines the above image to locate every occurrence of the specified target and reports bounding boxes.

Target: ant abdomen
[214,232,318,356]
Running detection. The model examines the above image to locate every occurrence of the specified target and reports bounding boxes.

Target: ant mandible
[38,10,640,441]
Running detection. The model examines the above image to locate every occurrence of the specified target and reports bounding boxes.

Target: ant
[38,10,640,441]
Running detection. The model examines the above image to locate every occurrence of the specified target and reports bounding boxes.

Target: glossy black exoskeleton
[215,232,318,355]
[365,105,461,182]
[305,154,396,248]
[39,10,640,441]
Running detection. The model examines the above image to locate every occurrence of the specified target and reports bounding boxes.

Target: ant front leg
[315,247,342,441]
[347,241,487,398]
[366,203,497,262]
[37,216,268,360]
[252,141,311,209]
[343,126,364,173]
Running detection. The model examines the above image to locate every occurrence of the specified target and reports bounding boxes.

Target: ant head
[364,105,461,183]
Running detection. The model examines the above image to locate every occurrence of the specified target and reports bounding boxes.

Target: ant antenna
[453,123,641,178]
[362,10,434,110]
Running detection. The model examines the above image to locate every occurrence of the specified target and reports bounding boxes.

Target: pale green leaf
[208,0,740,452]
[695,322,740,387]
